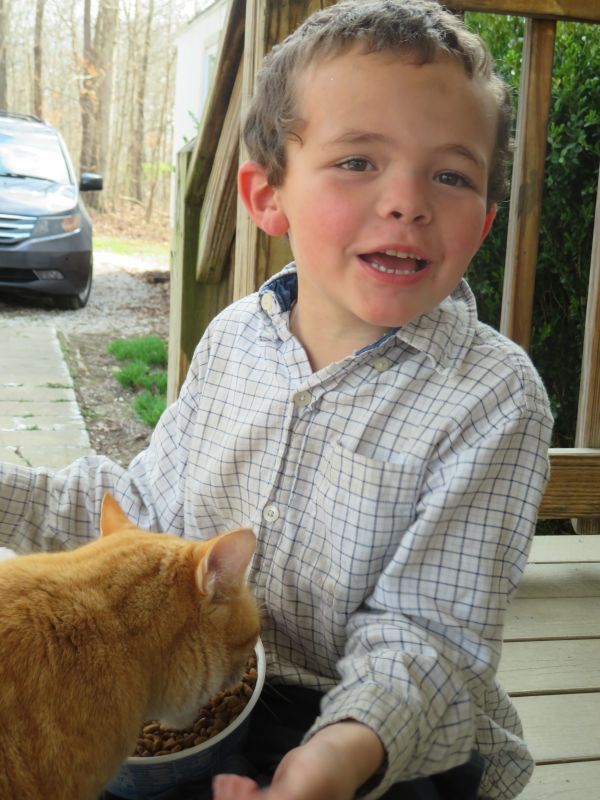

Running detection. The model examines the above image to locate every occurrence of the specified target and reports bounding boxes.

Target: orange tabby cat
[0,494,259,800]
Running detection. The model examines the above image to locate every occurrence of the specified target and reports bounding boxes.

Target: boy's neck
[289,301,391,372]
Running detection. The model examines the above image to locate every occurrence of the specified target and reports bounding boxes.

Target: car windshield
[0,127,72,184]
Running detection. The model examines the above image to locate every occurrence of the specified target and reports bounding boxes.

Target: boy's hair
[243,0,512,206]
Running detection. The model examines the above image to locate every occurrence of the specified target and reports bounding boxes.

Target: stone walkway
[0,322,93,560]
[0,322,93,470]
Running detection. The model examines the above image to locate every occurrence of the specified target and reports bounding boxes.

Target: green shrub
[108,335,167,367]
[465,14,600,448]
[133,391,167,428]
[108,335,167,428]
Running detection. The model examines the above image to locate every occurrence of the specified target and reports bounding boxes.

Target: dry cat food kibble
[132,654,258,757]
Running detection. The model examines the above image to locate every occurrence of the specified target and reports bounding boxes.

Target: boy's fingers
[212,773,263,798]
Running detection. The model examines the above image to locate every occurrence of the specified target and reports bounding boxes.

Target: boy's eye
[337,157,374,172]
[436,171,471,188]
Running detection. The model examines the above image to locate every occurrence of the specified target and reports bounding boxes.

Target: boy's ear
[238,160,289,237]
[480,204,496,242]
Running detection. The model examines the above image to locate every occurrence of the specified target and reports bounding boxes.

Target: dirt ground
[59,290,169,469]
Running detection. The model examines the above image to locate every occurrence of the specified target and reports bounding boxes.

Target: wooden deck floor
[498,536,600,798]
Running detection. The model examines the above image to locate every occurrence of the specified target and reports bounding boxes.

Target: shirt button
[262,503,280,523]
[260,293,274,311]
[373,356,391,372]
[293,390,311,407]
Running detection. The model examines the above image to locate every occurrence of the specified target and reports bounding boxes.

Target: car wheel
[55,259,93,310]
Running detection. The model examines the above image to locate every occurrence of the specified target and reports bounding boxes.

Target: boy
[0,1,552,798]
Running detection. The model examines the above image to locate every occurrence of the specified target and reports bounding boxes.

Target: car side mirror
[80,172,103,191]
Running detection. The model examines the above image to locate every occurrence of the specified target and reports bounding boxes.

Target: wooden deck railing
[168,0,600,532]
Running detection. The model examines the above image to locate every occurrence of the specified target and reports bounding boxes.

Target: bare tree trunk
[0,0,9,109]
[77,0,119,210]
[79,0,94,172]
[32,0,46,117]
[145,0,174,223]
[87,0,119,210]
[128,0,153,202]
[107,57,131,209]
[145,47,174,223]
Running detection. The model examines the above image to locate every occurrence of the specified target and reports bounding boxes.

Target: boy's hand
[212,721,384,800]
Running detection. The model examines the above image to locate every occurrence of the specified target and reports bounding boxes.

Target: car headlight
[32,213,81,237]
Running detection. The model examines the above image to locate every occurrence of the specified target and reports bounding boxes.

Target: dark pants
[102,685,484,800]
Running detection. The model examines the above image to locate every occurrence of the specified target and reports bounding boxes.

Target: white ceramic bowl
[106,639,265,799]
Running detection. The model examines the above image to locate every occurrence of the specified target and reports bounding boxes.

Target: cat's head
[100,493,261,729]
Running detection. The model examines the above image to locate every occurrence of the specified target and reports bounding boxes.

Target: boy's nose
[376,176,432,224]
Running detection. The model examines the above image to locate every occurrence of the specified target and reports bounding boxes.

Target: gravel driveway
[0,250,170,338]
[0,250,171,467]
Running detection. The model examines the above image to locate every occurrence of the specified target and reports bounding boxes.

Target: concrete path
[0,322,93,560]
[0,322,93,470]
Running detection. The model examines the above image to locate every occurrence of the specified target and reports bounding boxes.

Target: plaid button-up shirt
[0,265,553,799]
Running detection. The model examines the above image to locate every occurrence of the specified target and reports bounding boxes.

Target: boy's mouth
[360,249,429,275]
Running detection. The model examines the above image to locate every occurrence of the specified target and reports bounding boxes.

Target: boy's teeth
[383,249,419,259]
[372,262,418,275]
[363,250,428,275]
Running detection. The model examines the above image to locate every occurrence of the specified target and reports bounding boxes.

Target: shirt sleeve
[0,332,209,554]
[303,400,553,799]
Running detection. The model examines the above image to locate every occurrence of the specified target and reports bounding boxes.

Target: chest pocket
[316,441,423,591]
[263,440,423,670]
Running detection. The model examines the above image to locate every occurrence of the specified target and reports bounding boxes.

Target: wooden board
[529,535,600,564]
[504,596,600,640]
[518,761,600,800]
[185,0,245,205]
[540,449,600,520]
[574,169,600,532]
[196,63,242,284]
[513,693,600,763]
[448,1,600,24]
[516,562,600,598]
[498,639,600,694]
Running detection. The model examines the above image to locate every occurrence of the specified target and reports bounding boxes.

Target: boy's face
[247,48,498,342]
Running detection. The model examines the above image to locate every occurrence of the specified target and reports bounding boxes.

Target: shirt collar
[257,263,477,373]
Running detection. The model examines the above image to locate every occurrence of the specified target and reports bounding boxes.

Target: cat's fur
[0,494,259,800]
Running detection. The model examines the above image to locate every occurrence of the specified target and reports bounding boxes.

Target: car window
[0,128,72,184]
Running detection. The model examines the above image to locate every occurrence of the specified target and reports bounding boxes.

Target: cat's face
[156,567,260,730]
[100,494,261,730]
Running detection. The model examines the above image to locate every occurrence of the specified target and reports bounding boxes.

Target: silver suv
[0,111,102,309]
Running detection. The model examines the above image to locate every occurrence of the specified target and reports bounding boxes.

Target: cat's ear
[100,493,131,537]
[195,529,256,598]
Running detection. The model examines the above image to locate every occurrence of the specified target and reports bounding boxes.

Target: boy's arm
[214,721,384,800]
[302,402,552,799]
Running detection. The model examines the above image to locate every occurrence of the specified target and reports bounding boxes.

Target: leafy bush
[465,14,600,448]
[108,335,167,427]
[108,335,167,367]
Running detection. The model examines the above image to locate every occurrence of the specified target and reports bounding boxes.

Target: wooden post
[574,167,600,533]
[196,63,243,285]
[233,0,269,301]
[167,0,246,401]
[447,1,600,25]
[500,17,556,350]
[167,144,201,405]
[233,0,334,301]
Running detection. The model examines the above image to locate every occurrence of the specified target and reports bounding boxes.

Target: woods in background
[0,0,211,219]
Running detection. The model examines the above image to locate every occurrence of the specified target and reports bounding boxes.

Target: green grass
[108,336,167,367]
[107,336,167,427]
[133,392,167,427]
[94,235,169,261]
